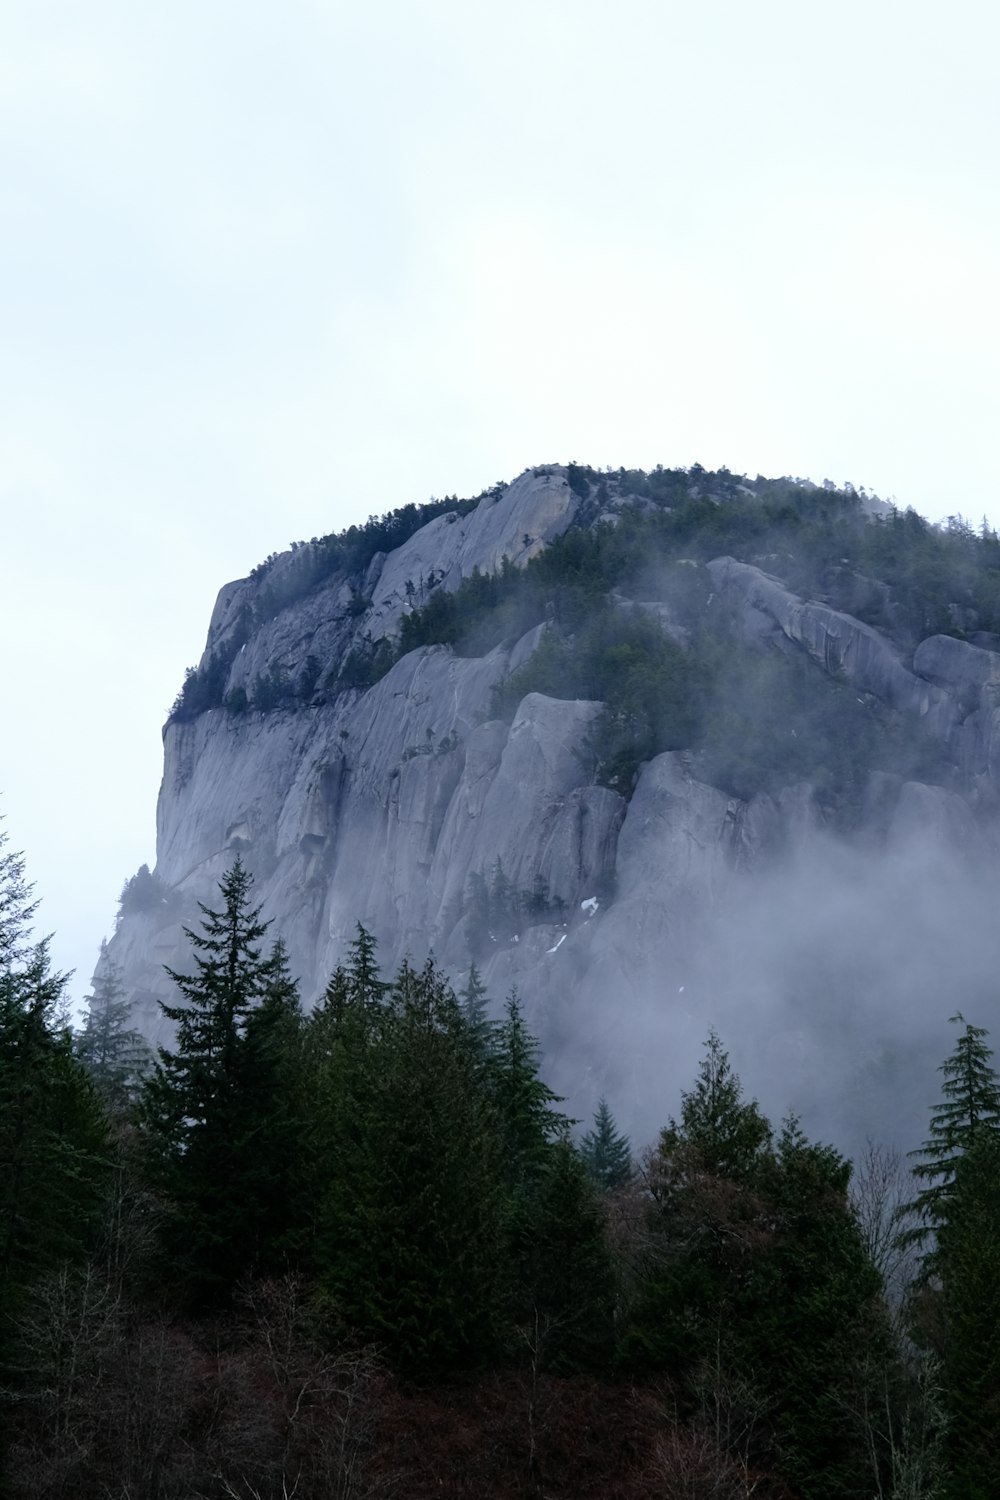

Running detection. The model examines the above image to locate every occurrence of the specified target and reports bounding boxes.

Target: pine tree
[658,1028,772,1183]
[0,825,109,1341]
[624,1037,889,1496]
[237,938,305,1274]
[934,1130,1000,1499]
[309,951,506,1370]
[140,858,290,1303]
[458,962,493,1060]
[0,819,37,964]
[746,1117,887,1500]
[344,921,390,1010]
[488,991,570,1188]
[624,1032,773,1375]
[904,1012,1000,1248]
[75,952,150,1110]
[580,1097,633,1189]
[903,1017,1000,1496]
[508,1134,615,1371]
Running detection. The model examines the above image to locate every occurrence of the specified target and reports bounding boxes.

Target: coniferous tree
[580,1097,633,1189]
[659,1027,772,1183]
[343,921,390,1010]
[0,819,37,964]
[933,1130,1000,1499]
[623,1032,773,1374]
[458,962,493,1061]
[623,1033,887,1498]
[508,1133,615,1372]
[75,953,151,1110]
[296,940,388,1283]
[236,937,305,1274]
[488,991,570,1190]
[904,1017,1000,1497]
[308,949,506,1370]
[140,858,292,1304]
[748,1117,888,1500]
[904,1012,1000,1251]
[0,825,109,1345]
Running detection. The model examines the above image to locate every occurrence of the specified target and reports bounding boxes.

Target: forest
[3,824,1000,1499]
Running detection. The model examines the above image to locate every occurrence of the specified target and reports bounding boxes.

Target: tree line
[3,829,1000,1496]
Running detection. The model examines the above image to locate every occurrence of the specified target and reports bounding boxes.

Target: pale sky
[2,0,999,1008]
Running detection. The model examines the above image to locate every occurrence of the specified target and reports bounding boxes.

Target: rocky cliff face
[105,466,1000,1148]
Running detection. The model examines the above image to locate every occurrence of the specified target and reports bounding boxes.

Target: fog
[544,818,1000,1164]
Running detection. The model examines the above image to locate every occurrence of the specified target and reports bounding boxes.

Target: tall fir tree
[236,937,305,1274]
[344,921,390,1010]
[659,1028,772,1183]
[624,1033,887,1498]
[307,948,506,1370]
[0,824,109,1346]
[904,1017,1000,1498]
[458,962,493,1062]
[933,1130,1000,1499]
[488,991,570,1189]
[140,858,293,1304]
[904,1012,1000,1249]
[75,952,151,1110]
[508,1133,615,1372]
[580,1097,633,1189]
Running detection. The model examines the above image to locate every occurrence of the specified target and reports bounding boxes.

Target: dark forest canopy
[4,843,1000,1498]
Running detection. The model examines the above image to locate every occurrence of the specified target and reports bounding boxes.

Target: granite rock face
[706,556,959,739]
[105,470,1000,1122]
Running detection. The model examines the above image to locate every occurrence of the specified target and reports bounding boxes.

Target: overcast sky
[2,0,999,1008]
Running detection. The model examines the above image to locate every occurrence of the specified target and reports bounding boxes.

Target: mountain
[103,464,1000,1150]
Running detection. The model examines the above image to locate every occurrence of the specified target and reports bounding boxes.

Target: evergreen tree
[580,1097,632,1189]
[75,952,150,1110]
[929,1134,1000,1500]
[933,1130,1000,1499]
[488,991,570,1188]
[747,1117,888,1500]
[308,951,506,1370]
[904,1017,1000,1497]
[458,962,493,1060]
[508,1134,615,1372]
[344,921,390,1010]
[623,1032,773,1375]
[236,937,305,1274]
[0,825,109,1345]
[623,1034,887,1497]
[296,940,389,1280]
[140,858,291,1304]
[904,1012,1000,1248]
[658,1028,772,1183]
[0,819,37,964]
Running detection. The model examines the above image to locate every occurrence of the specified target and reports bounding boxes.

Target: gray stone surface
[706,556,959,740]
[103,476,1000,1080]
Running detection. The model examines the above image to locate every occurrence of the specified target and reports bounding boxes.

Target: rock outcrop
[104,466,1000,1147]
